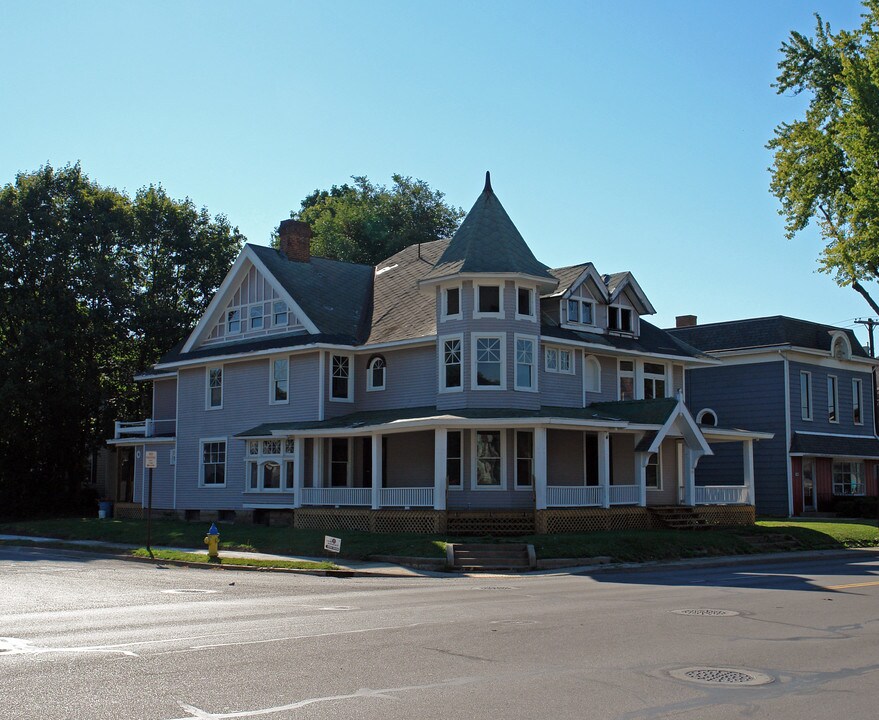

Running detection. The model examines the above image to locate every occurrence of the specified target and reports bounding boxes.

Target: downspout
[779,350,793,517]
[318,351,325,421]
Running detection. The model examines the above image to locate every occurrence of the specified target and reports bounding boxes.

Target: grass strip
[128,548,337,570]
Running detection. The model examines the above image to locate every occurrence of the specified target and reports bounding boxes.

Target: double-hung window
[367,356,386,391]
[853,378,863,425]
[515,430,534,489]
[227,309,241,334]
[330,354,352,401]
[516,287,535,319]
[643,362,666,400]
[272,301,288,327]
[515,335,537,391]
[271,357,289,404]
[545,347,573,374]
[828,375,839,423]
[473,334,505,389]
[800,372,812,421]
[567,298,594,325]
[619,360,635,401]
[440,336,463,392]
[330,438,350,487]
[201,440,226,486]
[249,305,264,331]
[474,430,503,489]
[207,366,223,409]
[442,287,461,320]
[474,285,503,318]
[446,431,462,489]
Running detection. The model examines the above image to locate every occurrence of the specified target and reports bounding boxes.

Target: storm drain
[669,667,774,686]
[672,608,739,617]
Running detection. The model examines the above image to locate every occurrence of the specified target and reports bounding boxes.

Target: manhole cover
[669,667,773,686]
[161,589,219,595]
[672,609,740,617]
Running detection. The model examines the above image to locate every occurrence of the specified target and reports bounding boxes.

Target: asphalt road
[1,546,878,720]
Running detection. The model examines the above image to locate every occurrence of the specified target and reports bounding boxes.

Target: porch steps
[738,534,802,552]
[649,506,710,531]
[448,543,535,572]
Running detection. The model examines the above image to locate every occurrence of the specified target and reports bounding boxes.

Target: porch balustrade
[695,485,750,505]
[546,486,602,507]
[300,487,371,506]
[380,487,434,507]
[114,418,176,439]
[608,484,640,505]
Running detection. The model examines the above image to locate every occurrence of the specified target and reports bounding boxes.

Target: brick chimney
[278,219,313,263]
[676,314,697,328]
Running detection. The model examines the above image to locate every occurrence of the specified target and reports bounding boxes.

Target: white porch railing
[114,419,176,439]
[546,486,603,507]
[380,487,434,507]
[608,485,640,505]
[695,486,750,505]
[300,488,372,506]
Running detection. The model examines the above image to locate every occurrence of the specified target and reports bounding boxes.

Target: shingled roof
[666,316,870,358]
[424,173,555,282]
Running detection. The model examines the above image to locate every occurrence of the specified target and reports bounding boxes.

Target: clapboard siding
[547,429,585,485]
[355,346,437,411]
[788,360,875,434]
[446,429,535,509]
[687,361,789,515]
[152,379,177,421]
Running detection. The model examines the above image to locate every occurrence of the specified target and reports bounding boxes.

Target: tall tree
[0,164,242,518]
[768,1,879,312]
[290,174,464,265]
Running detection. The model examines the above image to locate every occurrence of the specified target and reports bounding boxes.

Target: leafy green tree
[289,174,464,266]
[768,1,879,312]
[0,164,242,518]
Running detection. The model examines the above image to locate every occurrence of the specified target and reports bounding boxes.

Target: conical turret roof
[424,172,555,281]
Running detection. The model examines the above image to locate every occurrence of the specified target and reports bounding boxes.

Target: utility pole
[854,318,879,358]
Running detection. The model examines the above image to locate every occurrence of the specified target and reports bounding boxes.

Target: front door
[802,458,816,511]
[116,447,134,503]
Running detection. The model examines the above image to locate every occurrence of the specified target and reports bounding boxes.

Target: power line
[854,318,879,357]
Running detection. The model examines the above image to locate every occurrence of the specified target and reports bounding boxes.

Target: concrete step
[449,543,535,572]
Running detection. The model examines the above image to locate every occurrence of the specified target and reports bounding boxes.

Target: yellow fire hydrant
[204,523,220,559]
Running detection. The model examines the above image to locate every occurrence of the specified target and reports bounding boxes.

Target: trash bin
[98,501,112,519]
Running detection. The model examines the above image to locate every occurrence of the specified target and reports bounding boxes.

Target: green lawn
[1,516,876,566]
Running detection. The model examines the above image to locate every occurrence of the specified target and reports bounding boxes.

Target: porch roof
[235,399,684,438]
[789,432,879,459]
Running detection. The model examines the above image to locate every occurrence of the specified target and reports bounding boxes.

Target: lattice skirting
[446,511,536,536]
[293,509,445,534]
[693,505,755,526]
[113,503,147,520]
[537,507,659,533]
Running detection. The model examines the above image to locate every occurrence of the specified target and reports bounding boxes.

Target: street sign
[144,451,157,469]
[324,535,341,553]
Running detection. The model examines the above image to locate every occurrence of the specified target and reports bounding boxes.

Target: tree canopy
[768,0,879,312]
[289,174,464,266]
[0,164,242,517]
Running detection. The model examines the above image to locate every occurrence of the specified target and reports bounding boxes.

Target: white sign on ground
[144,451,157,469]
[324,536,341,553]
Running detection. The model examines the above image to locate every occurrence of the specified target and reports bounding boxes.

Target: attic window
[227,310,241,334]
[608,306,632,333]
[273,302,288,326]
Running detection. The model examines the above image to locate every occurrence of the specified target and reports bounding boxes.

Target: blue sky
[1,1,873,340]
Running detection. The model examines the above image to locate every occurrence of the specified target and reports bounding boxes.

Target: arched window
[830,333,851,360]
[696,408,718,427]
[584,355,601,393]
[367,356,386,391]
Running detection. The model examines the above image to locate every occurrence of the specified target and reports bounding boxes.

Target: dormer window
[608,306,633,333]
[475,284,503,318]
[567,298,594,325]
[442,287,461,320]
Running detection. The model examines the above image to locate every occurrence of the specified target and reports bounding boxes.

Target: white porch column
[598,431,610,508]
[371,433,383,510]
[743,439,755,505]
[312,438,322,488]
[293,437,305,508]
[635,452,649,507]
[534,427,547,510]
[433,428,447,511]
[683,447,701,506]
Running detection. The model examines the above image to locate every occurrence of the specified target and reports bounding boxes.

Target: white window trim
[244,438,296,493]
[618,359,635,401]
[473,283,505,319]
[471,332,507,390]
[199,437,227,488]
[205,365,223,411]
[544,345,574,375]
[853,377,863,425]
[514,429,534,490]
[642,361,668,400]
[329,353,354,403]
[800,371,813,421]
[646,447,662,491]
[564,296,597,329]
[514,333,538,392]
[608,304,635,334]
[828,374,839,424]
[329,437,354,488]
[440,285,462,321]
[446,429,464,492]
[695,408,718,427]
[515,285,536,321]
[832,459,865,496]
[439,333,464,393]
[584,354,602,394]
[269,356,290,406]
[366,356,386,392]
[471,429,507,491]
